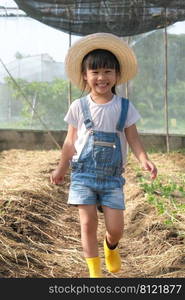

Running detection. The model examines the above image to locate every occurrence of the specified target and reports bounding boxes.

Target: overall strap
[116,97,129,132]
[80,96,94,129]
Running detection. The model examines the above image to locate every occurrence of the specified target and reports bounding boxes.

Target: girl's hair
[81,49,121,94]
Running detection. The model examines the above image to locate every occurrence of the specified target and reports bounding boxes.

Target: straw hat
[65,32,138,90]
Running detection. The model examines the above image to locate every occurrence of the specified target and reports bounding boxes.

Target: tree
[130,30,185,133]
[14,51,31,60]
[5,77,81,130]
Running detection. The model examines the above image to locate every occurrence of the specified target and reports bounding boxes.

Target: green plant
[138,175,185,226]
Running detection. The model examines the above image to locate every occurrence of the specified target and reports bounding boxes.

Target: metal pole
[68,32,72,107]
[126,36,131,99]
[164,9,170,152]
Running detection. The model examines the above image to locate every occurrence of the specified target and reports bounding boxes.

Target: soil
[0,149,184,278]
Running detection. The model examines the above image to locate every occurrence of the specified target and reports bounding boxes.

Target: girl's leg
[103,206,124,245]
[78,204,102,277]
[78,204,98,257]
[103,206,124,273]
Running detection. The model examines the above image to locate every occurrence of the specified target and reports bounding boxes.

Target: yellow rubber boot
[85,257,102,278]
[104,239,121,273]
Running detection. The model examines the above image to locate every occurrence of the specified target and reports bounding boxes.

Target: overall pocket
[93,140,116,163]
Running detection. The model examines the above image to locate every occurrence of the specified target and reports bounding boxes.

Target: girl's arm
[50,124,77,184]
[125,124,157,180]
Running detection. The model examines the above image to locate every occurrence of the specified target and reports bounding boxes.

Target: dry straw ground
[0,149,184,278]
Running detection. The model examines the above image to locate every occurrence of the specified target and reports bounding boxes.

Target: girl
[50,33,157,278]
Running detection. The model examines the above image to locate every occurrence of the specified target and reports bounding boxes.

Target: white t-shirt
[64,94,140,166]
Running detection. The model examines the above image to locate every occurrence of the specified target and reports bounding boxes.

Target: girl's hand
[50,167,64,185]
[141,160,158,180]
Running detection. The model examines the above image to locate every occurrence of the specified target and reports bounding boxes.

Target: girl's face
[83,67,117,98]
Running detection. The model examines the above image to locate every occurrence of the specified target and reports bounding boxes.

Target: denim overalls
[68,96,129,209]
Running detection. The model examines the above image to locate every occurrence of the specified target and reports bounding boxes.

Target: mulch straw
[0,149,184,278]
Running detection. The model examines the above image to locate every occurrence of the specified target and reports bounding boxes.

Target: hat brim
[65,33,138,90]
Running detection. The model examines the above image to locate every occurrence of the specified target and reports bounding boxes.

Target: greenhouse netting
[0,0,185,137]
